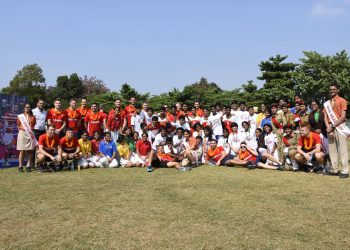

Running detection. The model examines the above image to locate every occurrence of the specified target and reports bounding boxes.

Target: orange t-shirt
[206,146,225,163]
[47,109,66,130]
[60,136,79,152]
[65,108,82,132]
[324,95,347,122]
[84,112,104,137]
[38,134,60,153]
[298,132,321,152]
[157,152,173,162]
[16,114,36,131]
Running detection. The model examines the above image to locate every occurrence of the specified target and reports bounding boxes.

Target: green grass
[1,163,350,249]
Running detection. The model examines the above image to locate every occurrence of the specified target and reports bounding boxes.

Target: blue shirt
[99,140,117,157]
[260,117,271,128]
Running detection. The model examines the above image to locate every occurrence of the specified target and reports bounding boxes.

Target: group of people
[15,82,349,178]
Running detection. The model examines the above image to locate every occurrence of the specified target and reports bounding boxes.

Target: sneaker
[178,167,186,172]
[276,165,284,171]
[26,166,32,172]
[38,165,44,173]
[18,166,24,172]
[247,164,256,170]
[339,173,349,179]
[146,166,153,172]
[184,166,192,171]
[292,167,299,172]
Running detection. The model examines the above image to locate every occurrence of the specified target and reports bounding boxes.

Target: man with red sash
[37,125,62,172]
[47,100,67,137]
[60,128,80,170]
[295,124,325,172]
[65,99,81,137]
[77,98,90,136]
[84,103,104,138]
[323,82,349,178]
[107,99,127,144]
[124,97,136,128]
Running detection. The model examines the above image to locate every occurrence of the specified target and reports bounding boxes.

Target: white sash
[324,100,350,138]
[18,114,38,146]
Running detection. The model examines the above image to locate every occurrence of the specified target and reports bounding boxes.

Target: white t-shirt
[171,121,191,131]
[248,113,258,131]
[208,112,223,136]
[152,134,166,150]
[131,114,143,133]
[222,114,237,125]
[172,135,184,154]
[240,128,257,150]
[264,132,277,153]
[228,132,242,152]
[218,136,231,154]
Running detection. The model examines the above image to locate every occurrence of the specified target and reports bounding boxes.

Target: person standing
[125,97,136,128]
[107,99,127,144]
[65,99,81,137]
[47,100,66,137]
[323,83,349,178]
[16,103,37,172]
[85,103,104,139]
[77,98,90,137]
[32,99,47,140]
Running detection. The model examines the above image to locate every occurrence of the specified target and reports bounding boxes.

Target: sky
[1,0,350,95]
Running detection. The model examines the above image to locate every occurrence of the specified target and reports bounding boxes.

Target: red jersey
[298,132,321,152]
[38,134,60,153]
[166,113,175,123]
[206,146,225,163]
[157,152,174,162]
[107,109,126,131]
[223,120,233,133]
[136,140,152,156]
[238,149,257,163]
[125,105,136,127]
[195,108,204,117]
[77,106,90,131]
[60,136,79,152]
[84,112,104,137]
[65,108,81,132]
[99,111,108,124]
[91,139,101,154]
[47,109,66,130]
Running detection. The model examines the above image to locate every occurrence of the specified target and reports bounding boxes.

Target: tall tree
[1,64,46,105]
[295,50,350,103]
[80,75,110,96]
[257,55,298,103]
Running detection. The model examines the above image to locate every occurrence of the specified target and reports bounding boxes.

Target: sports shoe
[339,173,349,179]
[247,164,256,170]
[26,166,32,172]
[146,166,153,172]
[276,165,284,171]
[178,167,186,172]
[18,166,24,172]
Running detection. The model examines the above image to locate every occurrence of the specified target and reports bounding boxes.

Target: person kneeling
[78,130,96,169]
[98,132,120,168]
[36,125,62,172]
[60,128,80,170]
[295,124,325,172]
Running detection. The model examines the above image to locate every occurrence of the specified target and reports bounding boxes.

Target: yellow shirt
[256,112,265,128]
[78,138,92,154]
[117,143,130,159]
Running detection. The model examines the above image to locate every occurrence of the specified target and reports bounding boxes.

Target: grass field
[1,161,350,249]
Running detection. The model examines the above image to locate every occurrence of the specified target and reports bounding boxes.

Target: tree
[295,50,350,104]
[1,64,46,105]
[80,75,110,96]
[119,83,150,103]
[48,73,84,106]
[257,55,298,103]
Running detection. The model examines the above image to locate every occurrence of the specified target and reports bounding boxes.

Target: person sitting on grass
[205,139,234,166]
[60,128,80,170]
[182,135,204,167]
[37,125,62,172]
[135,132,152,167]
[282,124,299,171]
[78,130,95,169]
[117,134,142,167]
[98,131,120,168]
[226,141,283,170]
[156,144,184,171]
[295,124,325,173]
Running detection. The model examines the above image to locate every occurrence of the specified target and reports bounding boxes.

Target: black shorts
[221,154,235,165]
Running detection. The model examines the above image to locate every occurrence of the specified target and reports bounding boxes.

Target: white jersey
[152,134,166,150]
[248,114,258,131]
[208,112,223,136]
[172,135,184,154]
[131,114,143,134]
[228,132,242,152]
[240,128,257,150]
[218,136,231,155]
[171,121,190,131]
[264,132,277,153]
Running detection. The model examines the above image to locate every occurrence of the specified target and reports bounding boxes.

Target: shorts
[221,154,235,165]
[159,160,169,168]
